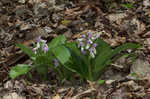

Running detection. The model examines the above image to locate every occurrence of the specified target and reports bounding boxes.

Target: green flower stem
[88,56,92,81]
[56,68,64,80]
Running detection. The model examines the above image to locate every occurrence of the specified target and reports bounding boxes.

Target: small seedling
[121,3,135,9]
[98,80,105,85]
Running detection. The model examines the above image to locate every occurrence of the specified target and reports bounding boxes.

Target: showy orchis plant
[63,32,141,81]
[9,33,140,82]
[9,35,73,81]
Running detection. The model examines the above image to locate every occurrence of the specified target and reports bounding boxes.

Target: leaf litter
[0,0,150,99]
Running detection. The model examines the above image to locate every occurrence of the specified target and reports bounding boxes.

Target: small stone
[143,0,150,7]
[44,26,53,33]
[18,0,26,3]
[144,38,150,45]
[131,59,150,77]
[3,92,25,99]
[4,81,13,89]
[20,23,32,31]
[105,80,115,85]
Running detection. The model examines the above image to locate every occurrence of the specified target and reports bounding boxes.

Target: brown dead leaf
[52,94,61,99]
[71,89,96,99]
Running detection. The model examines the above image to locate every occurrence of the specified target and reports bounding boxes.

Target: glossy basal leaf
[95,38,111,54]
[93,43,140,80]
[47,35,66,49]
[111,43,141,57]
[65,42,89,66]
[93,39,112,73]
[65,49,88,78]
[52,45,70,64]
[9,64,32,79]
[16,43,35,59]
[64,42,89,79]
[35,64,48,74]
[35,54,53,66]
[93,59,112,80]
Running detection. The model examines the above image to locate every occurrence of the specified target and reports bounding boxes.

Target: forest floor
[0,0,150,99]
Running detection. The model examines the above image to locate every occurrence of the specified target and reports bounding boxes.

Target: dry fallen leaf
[52,94,61,99]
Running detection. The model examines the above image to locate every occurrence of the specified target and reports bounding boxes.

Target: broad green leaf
[47,35,66,49]
[52,45,70,64]
[93,39,112,73]
[9,64,32,79]
[93,43,140,80]
[16,43,35,59]
[64,42,89,79]
[65,42,89,66]
[95,38,111,53]
[93,58,112,80]
[35,54,53,66]
[111,43,141,57]
[35,64,48,74]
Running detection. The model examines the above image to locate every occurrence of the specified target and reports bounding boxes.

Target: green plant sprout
[121,3,135,9]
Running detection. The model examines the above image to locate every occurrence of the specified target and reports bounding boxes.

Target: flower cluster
[77,32,100,58]
[32,36,48,54]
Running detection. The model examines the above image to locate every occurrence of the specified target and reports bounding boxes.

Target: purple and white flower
[32,42,40,54]
[81,50,86,54]
[36,36,41,42]
[93,43,97,48]
[85,44,90,49]
[89,47,96,58]
[42,43,48,53]
[54,58,59,67]
[78,41,84,47]
[33,36,49,54]
[87,39,93,44]
[82,34,86,38]
[88,32,93,39]
[77,32,100,58]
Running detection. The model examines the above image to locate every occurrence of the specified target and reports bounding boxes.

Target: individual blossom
[78,41,84,48]
[89,47,96,58]
[81,50,86,54]
[37,35,47,43]
[88,32,93,39]
[93,43,97,48]
[42,43,48,53]
[87,39,93,44]
[42,40,47,43]
[81,46,84,51]
[32,48,37,54]
[82,34,86,38]
[32,42,40,54]
[95,33,100,39]
[36,36,41,42]
[91,33,100,40]
[54,58,59,67]
[85,43,90,49]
